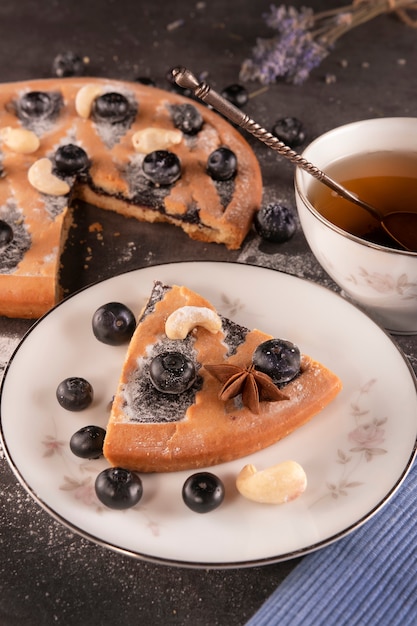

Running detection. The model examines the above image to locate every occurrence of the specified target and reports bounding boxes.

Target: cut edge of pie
[0,77,263,319]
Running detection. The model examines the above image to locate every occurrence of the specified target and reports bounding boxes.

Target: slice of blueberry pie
[0,77,262,318]
[103,282,342,473]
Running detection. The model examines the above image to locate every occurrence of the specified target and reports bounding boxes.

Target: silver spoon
[171,67,417,253]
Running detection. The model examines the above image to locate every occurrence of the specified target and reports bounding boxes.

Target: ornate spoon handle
[171,66,382,222]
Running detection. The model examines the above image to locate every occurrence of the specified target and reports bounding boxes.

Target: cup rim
[294,118,417,258]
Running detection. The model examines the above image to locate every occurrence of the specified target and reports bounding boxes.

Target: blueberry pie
[0,77,262,318]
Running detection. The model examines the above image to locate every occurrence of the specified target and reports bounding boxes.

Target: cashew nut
[0,127,40,154]
[236,461,307,504]
[165,306,222,339]
[132,127,182,153]
[28,158,70,196]
[75,84,104,118]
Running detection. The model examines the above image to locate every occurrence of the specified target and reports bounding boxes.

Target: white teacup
[295,117,417,334]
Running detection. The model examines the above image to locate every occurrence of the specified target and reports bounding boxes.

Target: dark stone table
[0,1,416,624]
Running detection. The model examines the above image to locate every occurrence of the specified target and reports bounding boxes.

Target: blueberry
[52,51,86,77]
[0,220,13,247]
[171,103,203,135]
[70,425,106,459]
[149,352,196,394]
[92,92,131,124]
[18,91,54,119]
[221,83,248,108]
[252,339,301,385]
[182,472,225,513]
[56,377,94,411]
[169,84,194,98]
[54,144,90,176]
[207,147,237,181]
[142,150,181,185]
[135,76,156,87]
[254,203,296,243]
[95,467,143,510]
[92,302,136,346]
[272,117,306,147]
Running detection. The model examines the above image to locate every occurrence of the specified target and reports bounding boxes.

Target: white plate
[1,262,417,568]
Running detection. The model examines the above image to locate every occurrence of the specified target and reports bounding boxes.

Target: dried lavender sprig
[239,1,417,85]
[315,0,416,45]
[240,5,327,86]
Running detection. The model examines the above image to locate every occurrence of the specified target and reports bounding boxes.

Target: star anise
[205,363,289,414]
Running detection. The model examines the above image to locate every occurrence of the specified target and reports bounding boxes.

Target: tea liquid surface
[310,151,417,248]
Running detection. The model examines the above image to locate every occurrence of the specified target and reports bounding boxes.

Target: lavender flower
[240,1,417,85]
[240,5,330,85]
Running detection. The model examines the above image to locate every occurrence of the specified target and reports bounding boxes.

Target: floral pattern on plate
[311,378,388,507]
[42,379,388,517]
[42,432,161,534]
[2,262,416,566]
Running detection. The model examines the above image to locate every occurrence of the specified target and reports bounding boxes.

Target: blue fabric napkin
[246,457,417,626]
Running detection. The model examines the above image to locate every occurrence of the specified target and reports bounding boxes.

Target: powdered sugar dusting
[238,232,338,288]
[0,333,20,383]
[121,336,202,423]
[14,88,63,136]
[0,199,31,273]
[0,332,21,455]
[92,85,138,149]
[193,123,220,153]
